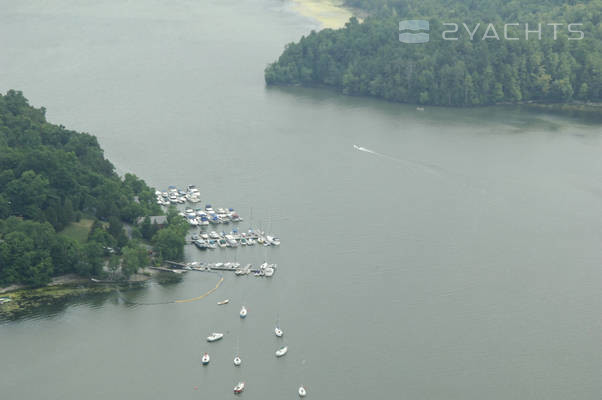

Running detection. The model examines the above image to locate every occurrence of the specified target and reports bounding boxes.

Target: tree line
[265,0,601,106]
[0,91,187,286]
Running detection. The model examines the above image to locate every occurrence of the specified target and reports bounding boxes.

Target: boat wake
[353,144,442,177]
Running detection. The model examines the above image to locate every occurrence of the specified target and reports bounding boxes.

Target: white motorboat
[275,346,288,357]
[234,382,245,394]
[217,299,230,305]
[233,355,242,366]
[240,306,247,318]
[264,267,275,277]
[201,353,210,365]
[207,332,224,342]
[275,326,283,337]
[299,386,307,397]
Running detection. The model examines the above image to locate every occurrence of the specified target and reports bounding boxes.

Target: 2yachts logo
[399,20,430,43]
[399,20,585,43]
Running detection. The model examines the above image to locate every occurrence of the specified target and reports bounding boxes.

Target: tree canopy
[0,90,169,286]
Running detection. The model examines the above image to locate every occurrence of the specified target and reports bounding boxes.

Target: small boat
[275,346,288,357]
[299,386,307,397]
[264,267,275,277]
[233,355,242,366]
[201,353,210,365]
[217,299,230,305]
[240,306,247,318]
[234,382,245,394]
[275,326,283,337]
[207,332,224,342]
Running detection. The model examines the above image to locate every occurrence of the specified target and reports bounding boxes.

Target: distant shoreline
[290,0,358,29]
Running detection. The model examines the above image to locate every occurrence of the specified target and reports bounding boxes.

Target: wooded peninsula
[0,91,187,288]
[265,0,601,106]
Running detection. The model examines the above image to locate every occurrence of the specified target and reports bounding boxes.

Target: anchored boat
[217,299,230,305]
[275,326,283,337]
[299,386,307,397]
[233,355,242,366]
[201,353,210,365]
[207,332,224,342]
[240,306,247,318]
[234,382,245,394]
[275,346,288,357]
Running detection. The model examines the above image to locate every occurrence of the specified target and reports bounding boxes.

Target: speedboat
[299,386,307,397]
[264,267,275,277]
[240,306,247,318]
[234,382,245,394]
[275,326,283,337]
[233,355,242,366]
[275,346,288,357]
[201,353,210,365]
[217,299,230,305]
[218,238,227,248]
[209,231,220,239]
[207,332,224,342]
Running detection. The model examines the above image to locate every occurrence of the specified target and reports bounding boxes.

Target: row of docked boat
[183,262,277,277]
[155,184,201,205]
[191,229,280,250]
[180,205,243,227]
[201,304,306,396]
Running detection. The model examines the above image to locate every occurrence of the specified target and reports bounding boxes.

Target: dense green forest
[265,0,601,106]
[0,91,185,286]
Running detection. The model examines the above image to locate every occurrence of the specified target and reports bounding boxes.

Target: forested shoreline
[265,0,601,106]
[0,91,186,288]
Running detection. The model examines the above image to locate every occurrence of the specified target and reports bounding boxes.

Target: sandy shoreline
[290,0,357,29]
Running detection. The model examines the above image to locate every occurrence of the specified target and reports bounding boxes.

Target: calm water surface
[1,1,601,399]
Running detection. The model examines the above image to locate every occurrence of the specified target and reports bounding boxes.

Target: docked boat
[233,355,242,366]
[207,332,224,342]
[275,326,283,337]
[275,346,288,357]
[240,306,247,318]
[201,353,210,365]
[194,239,208,250]
[217,299,230,305]
[299,386,307,397]
[264,266,275,277]
[234,382,245,394]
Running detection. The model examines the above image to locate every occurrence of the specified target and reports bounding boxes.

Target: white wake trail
[353,144,441,177]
